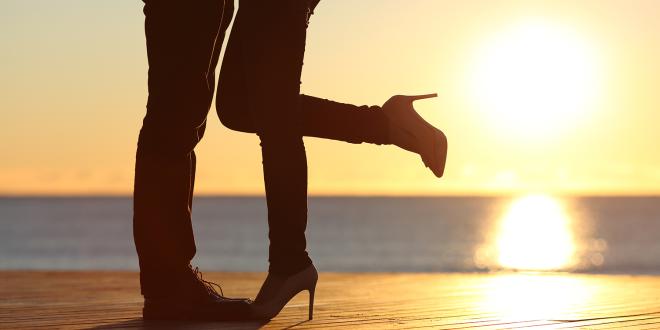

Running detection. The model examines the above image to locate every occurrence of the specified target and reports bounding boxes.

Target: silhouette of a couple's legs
[134,0,390,297]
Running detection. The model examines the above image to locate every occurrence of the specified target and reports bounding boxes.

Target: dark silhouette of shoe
[142,265,254,321]
[383,94,447,178]
[251,264,318,320]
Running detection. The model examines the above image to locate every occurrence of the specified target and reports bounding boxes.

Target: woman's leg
[217,0,315,276]
[299,96,390,145]
[219,93,391,146]
[216,5,389,146]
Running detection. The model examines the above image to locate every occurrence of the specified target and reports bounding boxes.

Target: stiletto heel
[251,264,319,320]
[308,286,315,320]
[407,93,438,101]
[382,93,447,178]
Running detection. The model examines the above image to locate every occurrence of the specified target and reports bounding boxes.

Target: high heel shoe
[382,93,447,178]
[251,264,318,320]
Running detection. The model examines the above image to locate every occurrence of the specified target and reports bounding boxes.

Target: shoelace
[190,266,225,298]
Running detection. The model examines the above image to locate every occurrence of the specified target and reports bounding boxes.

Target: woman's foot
[382,94,447,178]
[251,264,318,320]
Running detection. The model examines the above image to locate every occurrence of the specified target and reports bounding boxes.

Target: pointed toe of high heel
[430,128,447,178]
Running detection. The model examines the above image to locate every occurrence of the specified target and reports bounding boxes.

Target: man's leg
[133,0,232,297]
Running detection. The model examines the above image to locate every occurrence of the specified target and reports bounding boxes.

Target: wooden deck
[1,271,660,329]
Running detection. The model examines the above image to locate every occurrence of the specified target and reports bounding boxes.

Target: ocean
[1,196,659,274]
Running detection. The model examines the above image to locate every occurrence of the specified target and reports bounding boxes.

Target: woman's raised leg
[218,0,313,276]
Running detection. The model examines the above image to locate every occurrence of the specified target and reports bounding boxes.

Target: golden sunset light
[2,1,660,327]
[479,274,594,321]
[2,1,660,195]
[468,19,600,138]
[496,195,576,271]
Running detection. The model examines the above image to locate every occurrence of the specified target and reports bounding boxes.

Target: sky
[1,0,659,196]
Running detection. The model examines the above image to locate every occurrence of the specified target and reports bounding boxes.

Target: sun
[468,19,600,137]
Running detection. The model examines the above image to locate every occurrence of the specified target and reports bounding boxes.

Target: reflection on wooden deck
[2,271,660,329]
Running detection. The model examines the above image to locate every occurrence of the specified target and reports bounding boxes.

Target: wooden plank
[1,272,659,329]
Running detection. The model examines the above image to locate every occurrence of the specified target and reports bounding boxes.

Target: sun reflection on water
[474,194,610,272]
[469,195,606,321]
[496,195,576,271]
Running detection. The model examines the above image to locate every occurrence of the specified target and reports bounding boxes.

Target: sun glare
[479,274,594,321]
[496,195,575,271]
[469,19,600,137]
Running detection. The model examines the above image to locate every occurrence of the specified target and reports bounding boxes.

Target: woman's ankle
[268,257,313,277]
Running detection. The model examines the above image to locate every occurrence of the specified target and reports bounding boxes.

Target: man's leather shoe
[142,265,253,321]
